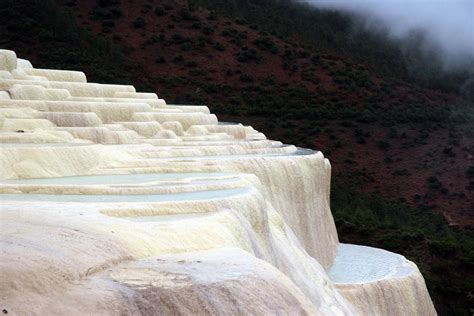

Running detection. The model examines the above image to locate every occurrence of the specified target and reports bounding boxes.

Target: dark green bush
[202,26,214,35]
[427,176,443,190]
[376,141,391,150]
[254,36,278,54]
[237,48,262,63]
[466,166,474,178]
[213,42,225,51]
[156,56,166,64]
[133,17,146,28]
[101,19,114,28]
[180,8,198,21]
[181,42,193,51]
[173,55,184,63]
[154,5,166,16]
[240,74,254,82]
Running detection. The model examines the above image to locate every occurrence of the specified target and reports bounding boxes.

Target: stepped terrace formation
[0,49,436,315]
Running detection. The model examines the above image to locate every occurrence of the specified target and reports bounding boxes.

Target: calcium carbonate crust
[0,49,436,315]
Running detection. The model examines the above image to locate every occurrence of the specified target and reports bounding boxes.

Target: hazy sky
[303,0,474,69]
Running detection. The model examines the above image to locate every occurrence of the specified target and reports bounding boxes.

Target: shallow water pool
[1,172,231,185]
[328,244,412,284]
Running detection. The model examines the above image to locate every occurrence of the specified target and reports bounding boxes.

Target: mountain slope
[63,0,472,226]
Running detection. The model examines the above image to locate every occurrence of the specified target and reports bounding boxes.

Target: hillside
[1,0,473,314]
[61,0,473,227]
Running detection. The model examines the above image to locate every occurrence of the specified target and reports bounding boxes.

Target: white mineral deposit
[0,49,436,315]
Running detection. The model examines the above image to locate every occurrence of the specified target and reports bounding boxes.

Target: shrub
[392,169,410,176]
[98,0,119,6]
[235,17,247,25]
[466,166,474,178]
[198,36,206,47]
[146,34,160,44]
[154,5,166,16]
[388,128,398,138]
[311,54,321,64]
[156,56,166,64]
[207,10,217,20]
[188,69,204,76]
[64,0,77,6]
[254,36,278,54]
[180,8,194,20]
[427,176,442,190]
[237,48,262,63]
[172,33,184,43]
[430,240,457,256]
[213,42,225,51]
[240,74,254,82]
[181,42,193,51]
[141,4,152,14]
[173,55,184,63]
[377,141,391,150]
[202,26,214,35]
[133,17,146,28]
[222,27,235,37]
[101,19,114,28]
[443,147,456,157]
[296,49,309,58]
[185,61,197,68]
[301,71,320,84]
[467,180,474,191]
[91,6,122,20]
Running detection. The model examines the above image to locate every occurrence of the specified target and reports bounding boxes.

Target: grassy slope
[1,0,473,314]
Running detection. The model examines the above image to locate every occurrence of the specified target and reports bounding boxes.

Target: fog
[302,0,474,70]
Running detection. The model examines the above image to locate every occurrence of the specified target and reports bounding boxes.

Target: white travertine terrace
[0,49,436,315]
